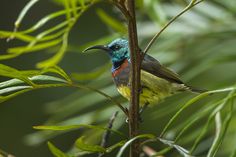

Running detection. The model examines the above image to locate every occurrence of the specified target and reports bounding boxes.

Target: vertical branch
[113,0,141,156]
[126,1,141,157]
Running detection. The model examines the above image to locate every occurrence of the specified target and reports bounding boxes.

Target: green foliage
[47,142,71,157]
[75,136,106,153]
[1,0,236,157]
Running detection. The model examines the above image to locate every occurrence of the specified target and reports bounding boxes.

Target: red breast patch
[112,59,129,77]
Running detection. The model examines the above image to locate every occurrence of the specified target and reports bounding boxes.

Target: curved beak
[83,45,110,53]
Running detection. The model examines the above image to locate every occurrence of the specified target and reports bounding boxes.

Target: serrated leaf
[75,136,106,153]
[47,141,70,157]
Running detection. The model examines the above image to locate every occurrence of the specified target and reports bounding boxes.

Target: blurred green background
[0,0,236,157]
[0,0,110,156]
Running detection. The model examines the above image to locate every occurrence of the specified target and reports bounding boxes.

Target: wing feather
[141,55,184,84]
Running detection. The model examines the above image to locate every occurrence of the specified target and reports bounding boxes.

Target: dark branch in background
[143,0,204,56]
[98,111,119,157]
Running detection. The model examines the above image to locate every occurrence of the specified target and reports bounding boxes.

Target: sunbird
[84,38,204,108]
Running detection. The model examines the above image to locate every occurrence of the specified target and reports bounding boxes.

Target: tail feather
[187,85,208,93]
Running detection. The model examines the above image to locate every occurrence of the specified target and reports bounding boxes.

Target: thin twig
[98,111,119,157]
[143,0,204,56]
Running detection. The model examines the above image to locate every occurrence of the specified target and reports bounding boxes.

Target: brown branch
[113,0,141,156]
[98,111,119,157]
[126,1,141,157]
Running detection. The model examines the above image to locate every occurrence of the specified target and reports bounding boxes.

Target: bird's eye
[110,45,121,50]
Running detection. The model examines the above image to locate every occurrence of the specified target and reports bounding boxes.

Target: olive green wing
[141,55,184,84]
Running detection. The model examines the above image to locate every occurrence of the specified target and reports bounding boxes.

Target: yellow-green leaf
[47,142,70,157]
[96,9,127,34]
[75,136,106,153]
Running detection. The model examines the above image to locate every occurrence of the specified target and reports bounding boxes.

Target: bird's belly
[116,70,185,106]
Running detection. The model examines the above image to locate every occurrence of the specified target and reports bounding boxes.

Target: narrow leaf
[42,66,72,83]
[75,136,106,153]
[14,0,39,29]
[47,141,70,157]
[116,134,155,157]
[8,39,62,54]
[0,64,35,86]
[0,31,35,42]
[33,124,125,137]
[96,9,127,34]
[37,33,68,68]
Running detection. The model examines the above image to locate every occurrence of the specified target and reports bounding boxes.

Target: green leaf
[116,134,155,157]
[14,0,39,29]
[0,75,67,89]
[96,9,127,34]
[47,141,70,157]
[191,90,236,153]
[33,124,125,137]
[160,87,236,137]
[0,31,35,42]
[0,75,68,103]
[0,64,35,86]
[42,66,72,83]
[8,39,62,54]
[0,53,21,61]
[0,86,32,95]
[22,8,80,34]
[75,136,106,153]
[36,33,68,68]
[0,88,32,103]
[106,140,126,153]
[157,137,193,157]
[207,91,235,157]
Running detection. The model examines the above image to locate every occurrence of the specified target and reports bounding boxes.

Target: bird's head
[84,38,130,64]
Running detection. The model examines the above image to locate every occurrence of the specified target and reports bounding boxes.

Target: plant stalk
[126,0,141,156]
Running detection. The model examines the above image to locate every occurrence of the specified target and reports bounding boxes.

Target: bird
[84,38,204,110]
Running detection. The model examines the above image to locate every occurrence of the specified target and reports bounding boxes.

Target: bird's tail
[187,85,208,93]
